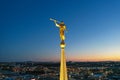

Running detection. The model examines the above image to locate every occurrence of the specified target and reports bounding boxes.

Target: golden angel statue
[50,18,67,44]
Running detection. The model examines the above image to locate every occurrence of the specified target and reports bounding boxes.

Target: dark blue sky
[0,0,120,62]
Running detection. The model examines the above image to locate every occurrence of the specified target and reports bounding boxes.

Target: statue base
[60,41,66,49]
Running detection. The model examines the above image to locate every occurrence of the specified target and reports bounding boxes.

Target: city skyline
[0,0,120,62]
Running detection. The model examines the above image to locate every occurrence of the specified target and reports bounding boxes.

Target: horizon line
[0,60,120,63]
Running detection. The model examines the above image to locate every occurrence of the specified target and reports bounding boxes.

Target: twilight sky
[0,0,120,62]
